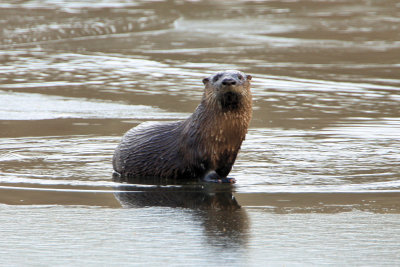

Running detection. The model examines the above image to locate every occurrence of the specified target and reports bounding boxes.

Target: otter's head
[202,70,252,112]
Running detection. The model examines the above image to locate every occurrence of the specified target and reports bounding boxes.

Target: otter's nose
[222,78,236,86]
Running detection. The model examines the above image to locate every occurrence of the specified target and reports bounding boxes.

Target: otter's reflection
[113,174,241,210]
[113,174,249,247]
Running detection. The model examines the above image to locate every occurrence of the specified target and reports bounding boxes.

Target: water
[1,0,400,265]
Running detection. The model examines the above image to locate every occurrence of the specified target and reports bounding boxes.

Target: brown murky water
[1,0,400,265]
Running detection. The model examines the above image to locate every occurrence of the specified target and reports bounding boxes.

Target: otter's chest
[206,120,247,165]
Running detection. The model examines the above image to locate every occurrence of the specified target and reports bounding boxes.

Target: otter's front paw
[219,177,236,184]
[203,171,236,184]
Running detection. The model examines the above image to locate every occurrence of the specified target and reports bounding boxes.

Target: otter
[113,70,252,183]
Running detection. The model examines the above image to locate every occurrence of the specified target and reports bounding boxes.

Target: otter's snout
[221,78,236,86]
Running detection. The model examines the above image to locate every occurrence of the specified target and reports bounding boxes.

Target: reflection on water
[114,177,248,247]
[1,0,400,265]
[113,176,241,210]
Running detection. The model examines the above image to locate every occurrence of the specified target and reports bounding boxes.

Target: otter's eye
[237,74,243,80]
[213,74,222,83]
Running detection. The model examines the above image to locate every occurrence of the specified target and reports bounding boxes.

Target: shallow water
[1,0,400,265]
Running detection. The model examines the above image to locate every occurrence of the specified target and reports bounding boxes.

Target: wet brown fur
[113,70,252,180]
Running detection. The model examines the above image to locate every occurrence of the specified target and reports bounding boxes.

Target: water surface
[1,0,400,265]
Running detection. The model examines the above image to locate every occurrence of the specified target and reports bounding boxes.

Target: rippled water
[1,0,400,265]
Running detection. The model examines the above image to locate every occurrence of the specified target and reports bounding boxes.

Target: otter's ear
[202,77,209,85]
[246,75,252,81]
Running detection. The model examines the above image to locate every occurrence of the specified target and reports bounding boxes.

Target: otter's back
[113,121,184,178]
